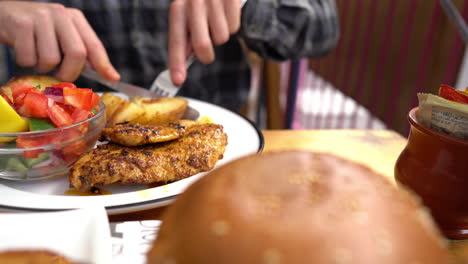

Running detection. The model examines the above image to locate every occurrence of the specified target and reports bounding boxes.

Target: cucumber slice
[23,152,49,168]
[0,156,8,171]
[5,156,28,172]
[28,117,55,131]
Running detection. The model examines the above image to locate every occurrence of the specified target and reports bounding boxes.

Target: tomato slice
[21,92,49,118]
[63,87,93,111]
[52,82,76,89]
[439,84,468,104]
[47,99,73,127]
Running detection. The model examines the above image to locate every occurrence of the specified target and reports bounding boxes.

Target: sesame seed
[333,248,353,264]
[211,220,230,236]
[263,248,281,264]
[353,211,369,225]
[374,230,392,256]
[162,257,176,264]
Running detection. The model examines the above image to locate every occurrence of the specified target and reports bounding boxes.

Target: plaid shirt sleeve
[11,0,339,111]
[240,0,340,61]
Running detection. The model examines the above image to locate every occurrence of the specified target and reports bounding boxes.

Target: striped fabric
[8,0,339,113]
[305,0,467,135]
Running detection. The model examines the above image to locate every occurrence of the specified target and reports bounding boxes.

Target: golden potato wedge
[0,75,62,100]
[130,96,188,125]
[100,93,145,127]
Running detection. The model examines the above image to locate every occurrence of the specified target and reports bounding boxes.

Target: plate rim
[0,97,264,214]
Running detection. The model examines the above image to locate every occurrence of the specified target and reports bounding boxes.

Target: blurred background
[248,0,468,135]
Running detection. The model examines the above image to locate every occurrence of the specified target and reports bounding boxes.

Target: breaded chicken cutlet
[101,120,197,146]
[70,123,228,191]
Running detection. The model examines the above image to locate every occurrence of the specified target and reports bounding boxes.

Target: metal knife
[80,66,200,120]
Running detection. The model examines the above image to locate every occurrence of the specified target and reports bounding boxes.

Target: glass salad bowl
[0,101,105,180]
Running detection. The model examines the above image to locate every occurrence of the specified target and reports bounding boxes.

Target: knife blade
[80,66,200,120]
[81,66,166,98]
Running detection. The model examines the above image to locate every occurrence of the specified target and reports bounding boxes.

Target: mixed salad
[0,80,101,177]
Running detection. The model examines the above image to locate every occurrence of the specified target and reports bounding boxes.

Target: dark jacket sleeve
[239,0,340,61]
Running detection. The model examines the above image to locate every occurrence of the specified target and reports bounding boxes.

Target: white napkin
[0,206,111,264]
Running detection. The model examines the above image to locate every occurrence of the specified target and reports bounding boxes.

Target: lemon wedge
[198,115,213,124]
[0,96,28,142]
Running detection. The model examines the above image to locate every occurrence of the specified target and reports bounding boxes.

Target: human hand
[169,0,243,86]
[0,1,120,82]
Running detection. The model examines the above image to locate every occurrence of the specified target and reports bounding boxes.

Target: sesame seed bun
[0,250,72,264]
[147,151,453,264]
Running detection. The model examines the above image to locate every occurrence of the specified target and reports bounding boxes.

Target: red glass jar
[395,107,468,239]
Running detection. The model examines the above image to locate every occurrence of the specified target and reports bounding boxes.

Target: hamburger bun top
[147,151,452,264]
[0,250,72,264]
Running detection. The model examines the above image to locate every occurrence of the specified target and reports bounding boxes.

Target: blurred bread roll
[147,151,453,264]
[0,250,72,264]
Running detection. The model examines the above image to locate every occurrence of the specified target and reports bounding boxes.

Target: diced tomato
[1,94,12,105]
[71,108,91,133]
[52,82,76,89]
[90,92,100,109]
[9,80,99,134]
[439,84,468,104]
[63,87,93,111]
[11,81,43,106]
[71,108,91,123]
[56,102,76,116]
[16,135,50,158]
[47,99,73,127]
[20,92,49,118]
[18,148,42,159]
[62,151,80,164]
[53,128,87,156]
[63,139,86,156]
[10,81,34,102]
[13,93,26,108]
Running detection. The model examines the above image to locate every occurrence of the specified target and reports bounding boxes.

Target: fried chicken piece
[101,120,197,146]
[70,123,228,191]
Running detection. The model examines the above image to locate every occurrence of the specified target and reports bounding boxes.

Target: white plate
[0,206,111,263]
[0,97,263,215]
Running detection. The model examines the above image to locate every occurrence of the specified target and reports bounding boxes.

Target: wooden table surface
[109,129,407,222]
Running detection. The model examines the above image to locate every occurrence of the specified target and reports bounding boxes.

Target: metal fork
[149,54,196,97]
[149,0,247,97]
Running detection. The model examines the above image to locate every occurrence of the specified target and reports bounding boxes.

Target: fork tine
[150,55,195,97]
[154,88,166,97]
